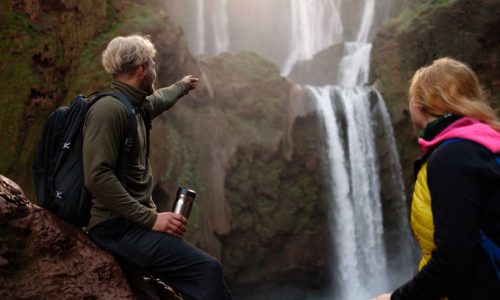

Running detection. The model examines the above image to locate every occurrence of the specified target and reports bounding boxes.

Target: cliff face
[0,0,197,199]
[371,0,500,195]
[149,52,330,287]
[0,0,129,198]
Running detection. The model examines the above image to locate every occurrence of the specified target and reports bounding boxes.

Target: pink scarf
[418,117,500,153]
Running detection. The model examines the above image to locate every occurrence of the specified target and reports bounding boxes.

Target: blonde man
[83,34,232,300]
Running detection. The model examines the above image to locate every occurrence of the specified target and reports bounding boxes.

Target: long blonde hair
[409,57,500,131]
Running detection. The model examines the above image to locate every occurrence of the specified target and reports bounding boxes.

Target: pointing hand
[181,75,199,90]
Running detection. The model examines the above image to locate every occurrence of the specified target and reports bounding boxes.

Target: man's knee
[202,257,223,278]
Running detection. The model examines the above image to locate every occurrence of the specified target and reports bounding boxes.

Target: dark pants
[88,218,233,300]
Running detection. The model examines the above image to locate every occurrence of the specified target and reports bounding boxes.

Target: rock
[288,43,345,85]
[0,174,183,300]
[1,0,130,196]
[148,51,331,289]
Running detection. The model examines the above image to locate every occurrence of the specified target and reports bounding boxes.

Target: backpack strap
[91,92,138,184]
[138,107,152,157]
[480,231,500,281]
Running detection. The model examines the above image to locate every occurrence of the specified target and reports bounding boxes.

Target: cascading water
[164,0,416,298]
[356,0,376,43]
[303,0,415,298]
[282,0,344,75]
[337,42,372,88]
[309,86,390,299]
[191,0,229,56]
[211,0,229,54]
[194,0,206,56]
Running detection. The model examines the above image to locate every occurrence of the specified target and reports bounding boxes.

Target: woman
[372,58,500,299]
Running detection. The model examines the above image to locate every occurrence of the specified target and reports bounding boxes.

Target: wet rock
[288,43,345,85]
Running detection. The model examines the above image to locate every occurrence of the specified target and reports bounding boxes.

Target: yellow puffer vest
[411,162,435,271]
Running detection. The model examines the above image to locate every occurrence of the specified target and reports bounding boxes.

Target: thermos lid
[177,187,196,198]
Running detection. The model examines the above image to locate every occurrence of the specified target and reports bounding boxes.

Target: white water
[165,0,415,299]
[282,0,344,75]
[356,0,376,43]
[308,86,391,299]
[305,0,413,298]
[194,0,206,55]
[337,42,372,87]
[212,0,229,54]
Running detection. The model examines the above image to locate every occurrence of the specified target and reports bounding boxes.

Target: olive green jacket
[83,80,189,230]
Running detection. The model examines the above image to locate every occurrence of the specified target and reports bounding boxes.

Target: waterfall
[194,0,206,55]
[337,42,372,87]
[356,0,376,43]
[304,0,414,298]
[212,0,229,54]
[282,0,344,75]
[165,0,416,298]
[375,91,418,285]
[308,86,391,299]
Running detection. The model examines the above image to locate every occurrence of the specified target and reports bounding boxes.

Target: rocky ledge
[0,174,182,300]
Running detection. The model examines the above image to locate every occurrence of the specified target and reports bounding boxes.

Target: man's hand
[370,293,392,300]
[181,75,199,91]
[152,212,188,238]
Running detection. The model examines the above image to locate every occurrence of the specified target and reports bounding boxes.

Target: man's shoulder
[85,96,130,126]
[89,95,127,114]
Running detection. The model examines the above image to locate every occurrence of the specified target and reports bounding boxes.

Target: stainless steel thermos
[172,187,196,219]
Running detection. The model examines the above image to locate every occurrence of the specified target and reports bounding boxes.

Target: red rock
[0,175,183,300]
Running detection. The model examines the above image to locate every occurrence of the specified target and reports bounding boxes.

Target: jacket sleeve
[83,98,157,229]
[391,141,489,299]
[144,81,189,119]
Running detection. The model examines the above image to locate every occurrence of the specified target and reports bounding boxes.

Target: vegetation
[0,2,41,173]
[391,0,456,33]
[0,0,175,199]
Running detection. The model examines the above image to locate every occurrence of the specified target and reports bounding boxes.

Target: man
[83,34,233,300]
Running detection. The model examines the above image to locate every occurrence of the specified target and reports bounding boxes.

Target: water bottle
[172,187,196,219]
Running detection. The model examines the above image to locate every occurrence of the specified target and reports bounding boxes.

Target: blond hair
[409,57,500,131]
[102,34,157,75]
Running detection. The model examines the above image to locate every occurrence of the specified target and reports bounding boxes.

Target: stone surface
[0,0,129,197]
[149,52,331,288]
[0,174,183,300]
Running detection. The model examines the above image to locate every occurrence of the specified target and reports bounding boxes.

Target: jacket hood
[418,117,500,153]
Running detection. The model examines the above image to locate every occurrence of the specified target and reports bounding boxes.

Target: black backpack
[32,92,151,227]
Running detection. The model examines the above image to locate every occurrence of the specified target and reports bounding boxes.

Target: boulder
[0,174,182,300]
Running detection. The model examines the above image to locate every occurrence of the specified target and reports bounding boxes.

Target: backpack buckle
[124,138,134,151]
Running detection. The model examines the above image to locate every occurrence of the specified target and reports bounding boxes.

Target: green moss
[0,2,42,172]
[67,3,167,98]
[228,52,281,81]
[391,0,456,33]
